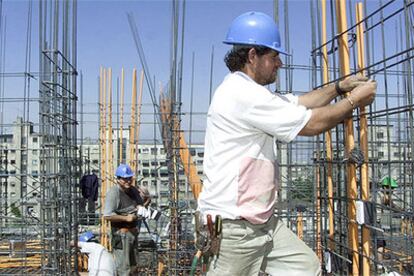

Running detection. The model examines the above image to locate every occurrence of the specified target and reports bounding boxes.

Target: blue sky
[0,0,406,142]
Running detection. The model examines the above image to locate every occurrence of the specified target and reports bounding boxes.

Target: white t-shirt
[78,242,116,276]
[198,71,312,224]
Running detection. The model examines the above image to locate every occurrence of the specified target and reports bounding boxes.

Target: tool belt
[194,211,223,272]
[119,227,138,234]
[111,226,138,250]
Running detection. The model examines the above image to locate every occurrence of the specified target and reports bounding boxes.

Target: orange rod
[321,0,335,252]
[108,68,114,185]
[335,1,359,274]
[129,69,137,173]
[119,68,125,163]
[159,93,202,200]
[356,3,371,275]
[134,70,144,176]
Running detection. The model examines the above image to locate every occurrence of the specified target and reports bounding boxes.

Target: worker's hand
[338,75,369,93]
[125,214,137,223]
[349,79,377,108]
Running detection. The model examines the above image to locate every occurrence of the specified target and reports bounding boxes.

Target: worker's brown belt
[119,227,138,234]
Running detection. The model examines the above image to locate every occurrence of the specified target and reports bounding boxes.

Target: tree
[290,176,314,201]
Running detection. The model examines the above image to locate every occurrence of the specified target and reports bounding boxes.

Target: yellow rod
[120,68,125,163]
[335,1,359,274]
[321,0,335,252]
[134,70,144,174]
[129,69,137,173]
[356,3,370,275]
[108,68,114,186]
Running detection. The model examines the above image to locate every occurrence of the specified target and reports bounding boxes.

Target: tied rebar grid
[38,0,79,275]
[0,1,78,275]
[279,0,414,275]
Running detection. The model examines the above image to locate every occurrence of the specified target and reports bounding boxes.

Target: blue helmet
[115,164,134,178]
[79,231,94,242]
[223,11,289,55]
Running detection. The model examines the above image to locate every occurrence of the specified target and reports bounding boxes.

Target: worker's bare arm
[299,80,376,136]
[298,75,369,109]
[104,214,137,223]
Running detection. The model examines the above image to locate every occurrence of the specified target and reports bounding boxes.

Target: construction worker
[74,231,116,276]
[197,11,377,275]
[103,164,144,276]
[380,176,399,207]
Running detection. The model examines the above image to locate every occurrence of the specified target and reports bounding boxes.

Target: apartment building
[0,117,41,220]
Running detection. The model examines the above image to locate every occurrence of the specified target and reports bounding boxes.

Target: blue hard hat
[79,231,94,242]
[115,164,134,178]
[223,11,289,55]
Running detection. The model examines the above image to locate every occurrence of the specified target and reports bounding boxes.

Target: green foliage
[10,203,22,218]
[290,176,313,201]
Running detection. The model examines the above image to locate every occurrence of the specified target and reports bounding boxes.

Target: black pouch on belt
[111,234,123,250]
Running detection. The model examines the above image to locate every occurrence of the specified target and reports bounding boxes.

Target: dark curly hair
[224,45,272,72]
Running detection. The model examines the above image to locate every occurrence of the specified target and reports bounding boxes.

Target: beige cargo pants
[207,215,321,276]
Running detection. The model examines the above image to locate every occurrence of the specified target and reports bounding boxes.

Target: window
[32,170,38,178]
[197,160,203,165]
[92,160,99,164]
[377,132,384,139]
[11,192,16,197]
[11,182,16,187]
[151,148,157,154]
[32,137,38,143]
[10,160,16,165]
[151,161,158,166]
[378,152,384,158]
[10,170,16,175]
[160,169,168,177]
[32,160,38,165]
[160,191,169,196]
[142,169,149,177]
[142,161,150,167]
[32,150,38,155]
[190,149,196,156]
[160,148,165,154]
[142,148,149,154]
[197,152,204,158]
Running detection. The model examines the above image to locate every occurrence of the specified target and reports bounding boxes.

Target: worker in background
[73,231,116,276]
[197,11,377,275]
[103,164,144,276]
[379,176,400,209]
